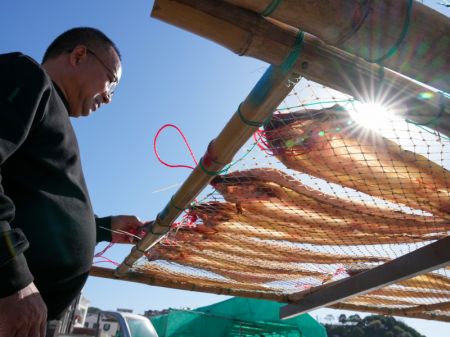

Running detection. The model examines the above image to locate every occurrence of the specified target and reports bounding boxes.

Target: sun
[348,101,395,130]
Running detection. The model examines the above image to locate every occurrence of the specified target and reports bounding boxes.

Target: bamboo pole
[116,48,302,276]
[91,266,287,301]
[224,0,450,93]
[91,267,449,322]
[151,0,450,136]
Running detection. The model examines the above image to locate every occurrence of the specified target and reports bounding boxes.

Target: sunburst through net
[134,78,450,321]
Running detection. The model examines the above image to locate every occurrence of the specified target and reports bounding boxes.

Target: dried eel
[215,168,445,224]
[211,168,449,237]
[153,245,323,275]
[264,106,450,218]
[173,229,388,264]
[345,295,421,307]
[397,273,450,291]
[191,202,446,245]
[370,287,450,300]
[149,246,322,284]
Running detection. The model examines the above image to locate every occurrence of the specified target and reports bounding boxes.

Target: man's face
[68,45,122,117]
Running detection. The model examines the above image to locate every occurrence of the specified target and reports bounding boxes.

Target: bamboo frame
[152,0,450,136]
[91,266,287,302]
[116,57,302,275]
[90,267,450,322]
[224,0,450,93]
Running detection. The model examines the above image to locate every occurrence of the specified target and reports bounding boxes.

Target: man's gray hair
[42,27,121,63]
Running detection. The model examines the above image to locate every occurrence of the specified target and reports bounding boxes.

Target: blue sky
[1,1,449,336]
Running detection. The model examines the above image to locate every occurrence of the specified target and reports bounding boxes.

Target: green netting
[150,297,327,337]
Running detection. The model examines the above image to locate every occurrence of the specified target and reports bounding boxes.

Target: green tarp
[151,297,327,337]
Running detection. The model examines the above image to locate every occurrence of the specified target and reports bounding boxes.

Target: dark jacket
[0,52,111,319]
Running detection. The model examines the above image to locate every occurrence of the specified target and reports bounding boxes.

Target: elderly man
[0,27,143,337]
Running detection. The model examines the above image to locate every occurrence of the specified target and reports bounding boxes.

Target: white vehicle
[60,311,159,337]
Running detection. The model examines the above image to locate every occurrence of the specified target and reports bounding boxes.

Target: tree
[347,314,362,325]
[399,332,413,337]
[393,324,406,335]
[352,326,365,337]
[87,306,102,314]
[367,319,384,330]
[324,314,425,337]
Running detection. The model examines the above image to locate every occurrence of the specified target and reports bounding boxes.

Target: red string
[160,237,179,246]
[254,127,331,158]
[93,258,119,267]
[253,129,274,155]
[171,213,198,230]
[128,227,147,239]
[154,124,198,170]
[94,242,114,258]
[94,242,119,266]
[295,283,313,290]
[333,264,348,277]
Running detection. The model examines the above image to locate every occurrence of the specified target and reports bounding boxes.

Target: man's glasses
[86,49,118,99]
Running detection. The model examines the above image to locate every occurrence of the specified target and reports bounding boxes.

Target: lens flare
[418,91,434,100]
[349,102,394,130]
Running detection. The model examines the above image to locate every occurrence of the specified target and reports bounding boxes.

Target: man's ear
[69,45,88,66]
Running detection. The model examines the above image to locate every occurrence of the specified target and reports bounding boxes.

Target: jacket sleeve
[95,216,112,243]
[0,53,50,297]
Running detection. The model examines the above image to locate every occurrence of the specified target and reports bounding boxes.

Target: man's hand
[110,215,147,244]
[0,282,47,337]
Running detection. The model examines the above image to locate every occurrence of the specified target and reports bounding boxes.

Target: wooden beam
[90,266,287,302]
[280,236,450,319]
[224,0,450,93]
[152,0,450,137]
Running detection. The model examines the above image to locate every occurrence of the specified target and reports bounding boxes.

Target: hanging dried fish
[150,245,323,284]
[210,168,450,238]
[190,201,445,245]
[263,105,450,218]
[173,229,388,264]
[397,273,450,291]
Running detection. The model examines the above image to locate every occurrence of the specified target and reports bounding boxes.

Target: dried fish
[209,168,449,238]
[191,201,444,245]
[151,245,322,283]
[173,229,388,264]
[264,106,450,218]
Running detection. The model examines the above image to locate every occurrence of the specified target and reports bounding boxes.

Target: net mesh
[133,79,450,321]
[150,297,327,337]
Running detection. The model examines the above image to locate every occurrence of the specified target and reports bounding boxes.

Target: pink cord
[154,124,198,170]
[94,125,200,267]
[93,258,119,267]
[94,243,119,266]
[253,129,274,155]
[94,242,114,258]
